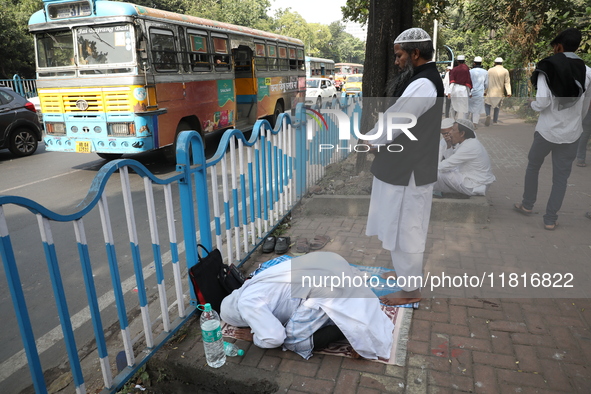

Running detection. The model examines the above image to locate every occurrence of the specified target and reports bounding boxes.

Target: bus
[29,0,305,160]
[334,62,364,91]
[305,57,335,79]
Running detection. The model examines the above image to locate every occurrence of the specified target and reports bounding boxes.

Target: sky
[267,0,348,25]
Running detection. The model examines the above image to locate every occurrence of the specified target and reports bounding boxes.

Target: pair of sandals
[293,235,331,255]
[513,203,558,230]
[262,236,290,254]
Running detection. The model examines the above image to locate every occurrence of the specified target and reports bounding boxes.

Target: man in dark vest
[514,27,591,230]
[363,28,444,305]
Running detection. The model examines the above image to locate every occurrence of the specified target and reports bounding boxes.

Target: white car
[305,78,337,106]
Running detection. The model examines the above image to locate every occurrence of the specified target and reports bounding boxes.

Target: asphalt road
[0,131,226,393]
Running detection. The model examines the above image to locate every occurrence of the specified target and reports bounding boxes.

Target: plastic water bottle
[224,341,244,357]
[200,303,226,368]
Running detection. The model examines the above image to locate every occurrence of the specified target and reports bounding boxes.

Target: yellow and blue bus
[305,57,335,79]
[29,0,305,160]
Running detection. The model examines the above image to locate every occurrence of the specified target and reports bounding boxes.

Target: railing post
[176,131,211,304]
[295,103,307,199]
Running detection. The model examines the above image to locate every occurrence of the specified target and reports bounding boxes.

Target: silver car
[305,78,338,107]
[0,87,43,157]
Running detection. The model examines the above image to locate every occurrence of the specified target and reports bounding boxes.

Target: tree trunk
[355,0,413,173]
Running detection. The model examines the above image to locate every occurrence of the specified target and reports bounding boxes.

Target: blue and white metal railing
[0,95,362,393]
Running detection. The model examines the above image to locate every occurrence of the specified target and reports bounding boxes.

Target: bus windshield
[35,24,134,69]
[77,25,134,65]
[36,30,75,68]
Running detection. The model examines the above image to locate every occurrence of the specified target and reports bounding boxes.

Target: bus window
[297,49,305,71]
[212,34,230,71]
[188,29,211,71]
[178,26,188,72]
[289,48,297,70]
[36,30,75,69]
[77,25,134,66]
[255,42,267,70]
[278,46,288,71]
[150,28,178,72]
[268,44,277,71]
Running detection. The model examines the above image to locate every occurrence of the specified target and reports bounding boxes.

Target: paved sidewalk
[236,111,591,393]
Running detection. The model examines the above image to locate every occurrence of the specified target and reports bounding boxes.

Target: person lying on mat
[220,252,394,360]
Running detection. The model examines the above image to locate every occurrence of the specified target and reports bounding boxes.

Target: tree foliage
[0,0,42,78]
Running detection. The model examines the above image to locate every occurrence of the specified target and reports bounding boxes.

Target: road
[0,132,225,393]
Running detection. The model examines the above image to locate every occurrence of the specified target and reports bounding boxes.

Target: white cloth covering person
[434,118,496,196]
[220,252,394,360]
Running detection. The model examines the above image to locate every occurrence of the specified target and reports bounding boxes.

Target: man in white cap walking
[469,56,488,126]
[484,57,511,125]
[448,55,472,120]
[363,27,444,305]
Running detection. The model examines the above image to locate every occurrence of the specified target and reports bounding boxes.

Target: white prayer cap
[446,66,452,70]
[394,28,432,44]
[455,118,476,138]
[441,118,455,129]
[457,55,465,61]
[474,56,483,62]
[494,57,503,63]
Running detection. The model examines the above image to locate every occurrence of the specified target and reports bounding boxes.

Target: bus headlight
[94,126,102,133]
[108,123,136,136]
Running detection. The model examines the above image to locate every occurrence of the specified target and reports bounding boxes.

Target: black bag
[189,244,245,313]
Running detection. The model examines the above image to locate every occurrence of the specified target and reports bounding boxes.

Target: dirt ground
[309,152,374,196]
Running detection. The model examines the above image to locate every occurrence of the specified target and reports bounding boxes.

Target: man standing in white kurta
[364,28,444,305]
[468,57,488,126]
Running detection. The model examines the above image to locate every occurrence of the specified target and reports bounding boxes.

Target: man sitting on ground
[434,118,496,196]
[220,252,394,360]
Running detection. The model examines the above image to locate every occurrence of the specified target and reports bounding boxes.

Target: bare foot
[234,327,254,342]
[350,348,363,359]
[380,271,397,280]
[379,289,422,306]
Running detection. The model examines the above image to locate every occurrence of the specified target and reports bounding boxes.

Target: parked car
[305,78,338,106]
[0,87,43,157]
[342,74,363,96]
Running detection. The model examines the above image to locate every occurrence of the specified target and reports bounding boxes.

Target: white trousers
[367,173,434,291]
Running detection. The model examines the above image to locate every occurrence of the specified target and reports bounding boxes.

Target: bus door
[233,46,257,128]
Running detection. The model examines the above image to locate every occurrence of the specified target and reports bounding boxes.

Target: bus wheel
[163,121,203,163]
[270,101,284,128]
[97,153,123,160]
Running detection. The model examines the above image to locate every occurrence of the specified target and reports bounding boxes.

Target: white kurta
[449,83,470,116]
[434,138,496,195]
[469,68,488,120]
[220,252,394,360]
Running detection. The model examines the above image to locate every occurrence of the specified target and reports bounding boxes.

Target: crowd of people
[215,26,591,361]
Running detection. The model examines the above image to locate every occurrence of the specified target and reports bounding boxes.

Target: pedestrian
[434,118,496,196]
[484,57,511,126]
[362,27,444,305]
[448,55,472,120]
[513,27,591,230]
[439,117,455,162]
[575,110,591,167]
[468,56,488,127]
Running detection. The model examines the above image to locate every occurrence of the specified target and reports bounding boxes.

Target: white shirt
[531,56,591,144]
[469,67,489,97]
[439,138,496,189]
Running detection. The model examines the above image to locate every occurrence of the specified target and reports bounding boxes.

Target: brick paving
[235,111,591,393]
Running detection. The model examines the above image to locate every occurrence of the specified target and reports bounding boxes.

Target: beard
[386,61,414,97]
